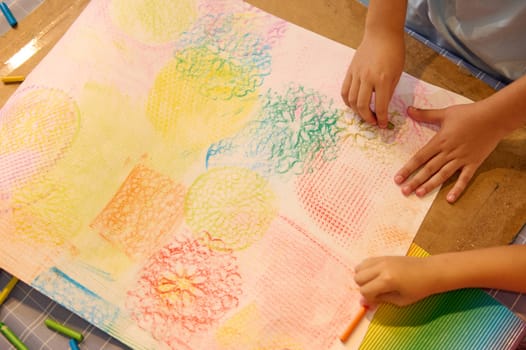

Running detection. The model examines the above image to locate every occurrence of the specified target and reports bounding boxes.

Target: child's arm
[354,245,526,307]
[341,0,407,128]
[395,74,526,203]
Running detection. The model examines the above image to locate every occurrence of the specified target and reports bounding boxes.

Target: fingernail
[447,193,456,202]
[401,186,411,195]
[359,296,370,307]
[416,188,426,197]
[394,175,404,184]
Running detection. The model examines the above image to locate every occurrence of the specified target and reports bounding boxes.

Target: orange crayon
[339,305,368,343]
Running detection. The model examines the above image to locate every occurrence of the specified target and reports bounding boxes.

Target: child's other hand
[394,103,503,203]
[341,32,404,129]
[354,256,436,307]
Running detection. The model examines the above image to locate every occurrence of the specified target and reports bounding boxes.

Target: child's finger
[356,81,377,125]
[414,160,459,197]
[376,291,409,307]
[394,136,440,186]
[446,164,477,203]
[341,65,353,107]
[354,264,381,286]
[359,296,375,308]
[401,152,449,196]
[347,76,361,117]
[407,106,444,125]
[373,85,390,128]
[355,257,383,271]
[359,277,394,303]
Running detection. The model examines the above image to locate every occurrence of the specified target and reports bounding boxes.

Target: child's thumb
[378,292,414,307]
[407,106,444,125]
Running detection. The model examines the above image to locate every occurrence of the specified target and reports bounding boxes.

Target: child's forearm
[429,245,526,294]
[478,74,526,137]
[364,0,407,37]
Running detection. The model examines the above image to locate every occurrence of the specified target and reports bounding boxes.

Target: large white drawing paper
[0,0,471,349]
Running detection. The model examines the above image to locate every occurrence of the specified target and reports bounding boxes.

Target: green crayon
[0,322,29,350]
[45,318,84,342]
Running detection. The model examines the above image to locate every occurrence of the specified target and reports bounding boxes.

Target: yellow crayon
[0,276,18,305]
[1,75,25,84]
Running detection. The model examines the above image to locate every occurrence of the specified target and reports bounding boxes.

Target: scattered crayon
[0,276,18,306]
[0,322,29,350]
[69,338,81,350]
[339,305,368,343]
[0,2,17,27]
[45,318,84,342]
[1,75,25,84]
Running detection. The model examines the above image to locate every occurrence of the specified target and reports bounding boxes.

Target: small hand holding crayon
[354,255,436,306]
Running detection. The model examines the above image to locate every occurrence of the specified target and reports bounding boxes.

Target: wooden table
[1,0,525,255]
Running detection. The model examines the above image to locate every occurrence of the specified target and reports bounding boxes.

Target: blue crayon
[69,338,81,350]
[0,2,17,27]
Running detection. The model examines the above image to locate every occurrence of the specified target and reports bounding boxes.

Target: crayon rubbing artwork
[0,0,473,349]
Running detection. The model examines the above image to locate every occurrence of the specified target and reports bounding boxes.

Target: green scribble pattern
[207,84,344,176]
[257,85,343,173]
[340,110,403,146]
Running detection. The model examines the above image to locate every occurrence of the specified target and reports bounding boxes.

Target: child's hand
[341,31,404,128]
[354,256,437,307]
[394,103,504,203]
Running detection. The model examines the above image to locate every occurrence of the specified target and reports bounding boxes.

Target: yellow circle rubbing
[184,167,277,251]
[0,88,79,189]
[109,0,197,44]
[146,51,258,150]
[13,175,78,248]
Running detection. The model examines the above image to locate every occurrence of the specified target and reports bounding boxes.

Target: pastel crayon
[0,322,29,350]
[69,338,81,350]
[0,276,18,305]
[45,318,84,342]
[0,2,17,27]
[1,75,25,84]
